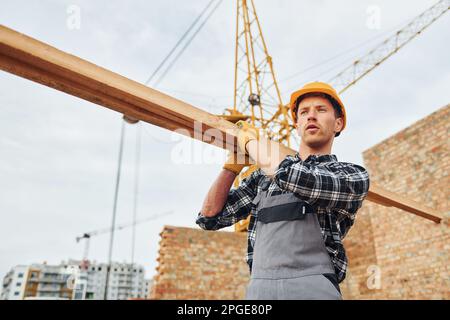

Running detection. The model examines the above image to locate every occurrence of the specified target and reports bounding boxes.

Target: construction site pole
[104,119,126,300]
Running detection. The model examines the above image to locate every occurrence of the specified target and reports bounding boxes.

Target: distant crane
[76,210,174,267]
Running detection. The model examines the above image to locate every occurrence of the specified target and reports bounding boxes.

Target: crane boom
[282,0,448,145]
[329,0,449,94]
[75,211,174,261]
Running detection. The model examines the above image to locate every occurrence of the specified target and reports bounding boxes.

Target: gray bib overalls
[245,181,343,300]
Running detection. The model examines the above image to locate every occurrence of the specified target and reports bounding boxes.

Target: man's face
[296,96,343,148]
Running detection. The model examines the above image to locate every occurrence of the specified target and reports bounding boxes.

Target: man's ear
[334,117,343,133]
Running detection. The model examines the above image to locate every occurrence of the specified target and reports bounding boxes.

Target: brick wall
[150,226,249,299]
[151,105,449,300]
[341,104,449,299]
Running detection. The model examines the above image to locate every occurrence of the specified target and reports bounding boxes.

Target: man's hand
[222,151,252,175]
[236,120,260,154]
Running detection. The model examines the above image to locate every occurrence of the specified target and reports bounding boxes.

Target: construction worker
[196,82,370,300]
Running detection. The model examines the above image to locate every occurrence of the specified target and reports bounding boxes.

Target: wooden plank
[0,25,238,152]
[0,25,442,223]
[367,185,443,223]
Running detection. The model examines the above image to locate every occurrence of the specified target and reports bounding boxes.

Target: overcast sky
[1,0,449,283]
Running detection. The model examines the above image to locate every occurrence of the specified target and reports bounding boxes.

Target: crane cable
[131,123,141,265]
[145,0,223,87]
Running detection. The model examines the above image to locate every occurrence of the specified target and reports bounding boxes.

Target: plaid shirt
[196,153,370,283]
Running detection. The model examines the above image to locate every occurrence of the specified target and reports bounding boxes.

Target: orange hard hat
[289,81,347,134]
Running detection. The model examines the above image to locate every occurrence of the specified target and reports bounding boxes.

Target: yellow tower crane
[224,0,291,146]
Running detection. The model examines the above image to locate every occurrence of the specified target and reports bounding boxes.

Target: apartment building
[1,260,149,300]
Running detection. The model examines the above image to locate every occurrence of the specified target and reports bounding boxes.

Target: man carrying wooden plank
[196,82,370,300]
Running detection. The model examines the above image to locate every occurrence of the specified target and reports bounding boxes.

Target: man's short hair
[294,92,343,137]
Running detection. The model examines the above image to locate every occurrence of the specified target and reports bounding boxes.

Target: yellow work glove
[222,152,252,175]
[236,120,260,154]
